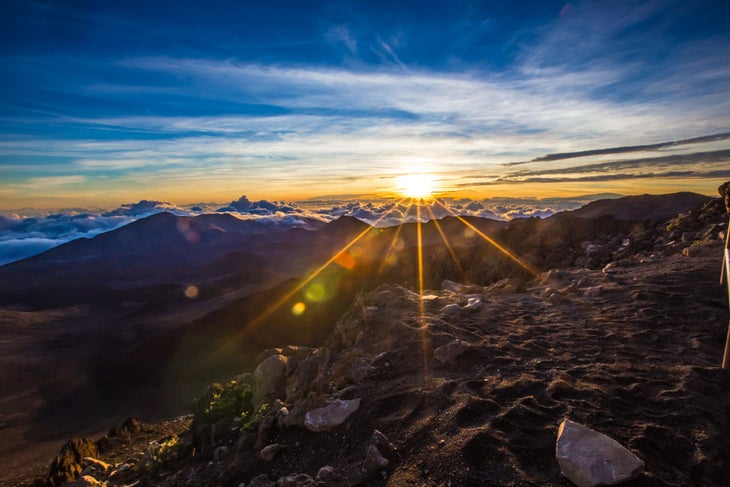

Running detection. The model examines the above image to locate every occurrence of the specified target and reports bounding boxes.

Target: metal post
[720,181,730,369]
[722,224,730,284]
[722,247,730,370]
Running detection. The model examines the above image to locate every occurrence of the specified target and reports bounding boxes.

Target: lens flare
[434,200,539,277]
[305,282,328,302]
[415,201,432,387]
[425,205,468,282]
[184,285,199,299]
[292,302,306,316]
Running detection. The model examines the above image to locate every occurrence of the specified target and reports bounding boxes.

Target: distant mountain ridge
[0,191,714,309]
[567,191,711,221]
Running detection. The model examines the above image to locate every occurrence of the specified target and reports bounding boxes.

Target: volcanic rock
[362,443,389,476]
[275,473,316,486]
[362,430,394,476]
[61,475,103,486]
[248,474,275,487]
[315,465,336,482]
[254,354,289,409]
[433,339,470,364]
[556,419,644,487]
[260,443,289,461]
[46,437,99,486]
[304,398,361,432]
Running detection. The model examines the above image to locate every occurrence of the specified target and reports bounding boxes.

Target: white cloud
[0,195,607,267]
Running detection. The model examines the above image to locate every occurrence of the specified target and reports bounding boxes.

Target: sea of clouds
[0,194,615,267]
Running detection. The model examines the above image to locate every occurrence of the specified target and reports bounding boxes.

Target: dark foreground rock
[46,438,98,486]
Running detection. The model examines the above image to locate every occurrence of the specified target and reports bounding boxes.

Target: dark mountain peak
[320,215,372,237]
[567,192,712,222]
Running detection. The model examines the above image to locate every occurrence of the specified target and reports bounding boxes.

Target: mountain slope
[568,191,711,221]
[38,231,730,487]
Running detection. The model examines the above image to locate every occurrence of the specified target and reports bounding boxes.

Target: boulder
[442,279,465,292]
[304,398,361,432]
[285,353,322,404]
[276,473,316,486]
[213,445,229,462]
[79,457,111,478]
[433,339,470,364]
[555,419,644,487]
[464,296,482,310]
[47,437,99,486]
[681,244,714,257]
[60,475,103,486]
[440,303,461,315]
[362,430,394,476]
[260,443,289,461]
[362,444,389,475]
[583,286,601,298]
[107,417,143,438]
[248,474,275,487]
[315,465,337,482]
[253,354,289,409]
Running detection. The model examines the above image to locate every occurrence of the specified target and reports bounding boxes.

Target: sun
[396,173,437,199]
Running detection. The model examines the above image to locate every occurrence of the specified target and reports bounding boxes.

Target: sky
[2,0,730,210]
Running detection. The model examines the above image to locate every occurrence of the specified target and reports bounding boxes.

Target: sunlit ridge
[214,195,537,382]
[425,205,468,283]
[434,200,539,277]
[240,198,409,333]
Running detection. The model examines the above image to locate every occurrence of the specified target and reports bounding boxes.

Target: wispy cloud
[2,1,729,207]
[505,133,730,165]
[460,149,730,187]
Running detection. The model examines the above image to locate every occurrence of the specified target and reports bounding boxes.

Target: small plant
[192,377,268,433]
[146,434,184,469]
[233,402,270,432]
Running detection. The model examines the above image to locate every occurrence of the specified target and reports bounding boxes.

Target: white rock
[556,419,644,487]
[304,398,361,432]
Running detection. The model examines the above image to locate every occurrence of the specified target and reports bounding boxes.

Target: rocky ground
[7,197,730,486]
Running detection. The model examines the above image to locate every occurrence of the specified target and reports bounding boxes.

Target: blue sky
[1,0,730,209]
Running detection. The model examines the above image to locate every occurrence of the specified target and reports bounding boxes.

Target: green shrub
[192,378,268,432]
[147,434,183,466]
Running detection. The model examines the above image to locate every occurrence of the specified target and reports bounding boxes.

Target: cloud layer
[0,194,614,266]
